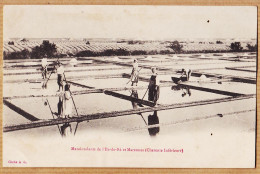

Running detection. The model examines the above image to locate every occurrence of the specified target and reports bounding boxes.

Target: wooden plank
[225,67,256,73]
[3,83,175,99]
[104,90,155,107]
[179,84,244,96]
[4,67,128,76]
[3,94,255,132]
[3,100,40,121]
[67,81,95,89]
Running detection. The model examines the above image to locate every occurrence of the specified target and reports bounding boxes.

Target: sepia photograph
[2,5,257,168]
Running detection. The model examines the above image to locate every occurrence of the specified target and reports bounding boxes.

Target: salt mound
[199,74,208,81]
[146,56,153,60]
[173,55,178,59]
[112,56,120,61]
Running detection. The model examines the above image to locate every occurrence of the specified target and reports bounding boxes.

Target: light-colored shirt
[132,62,138,70]
[41,58,48,67]
[57,66,64,75]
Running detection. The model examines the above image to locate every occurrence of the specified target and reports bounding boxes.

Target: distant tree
[31,40,57,58]
[246,43,257,52]
[216,40,223,44]
[230,42,243,52]
[130,50,147,55]
[21,38,28,42]
[86,41,90,45]
[8,41,14,45]
[168,40,183,54]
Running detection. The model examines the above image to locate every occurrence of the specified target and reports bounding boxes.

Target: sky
[3,5,257,40]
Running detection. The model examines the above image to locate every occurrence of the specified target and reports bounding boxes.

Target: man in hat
[148,67,160,105]
[56,61,65,92]
[130,59,139,86]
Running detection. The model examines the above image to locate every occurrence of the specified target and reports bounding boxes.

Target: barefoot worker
[148,67,160,105]
[130,59,139,86]
[63,83,73,118]
[41,58,48,79]
[56,61,65,92]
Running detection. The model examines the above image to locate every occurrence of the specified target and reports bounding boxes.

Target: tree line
[3,40,257,60]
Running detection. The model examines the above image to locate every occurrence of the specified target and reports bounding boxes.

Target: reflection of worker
[171,85,192,97]
[181,87,191,97]
[130,59,139,86]
[130,89,143,108]
[148,111,160,136]
[56,61,65,92]
[60,123,72,137]
[41,58,48,79]
[57,92,64,118]
[148,67,160,105]
[180,68,192,81]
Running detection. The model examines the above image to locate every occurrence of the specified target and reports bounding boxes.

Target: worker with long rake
[129,59,139,86]
[56,61,65,92]
[148,67,160,106]
[41,57,48,79]
[42,58,61,89]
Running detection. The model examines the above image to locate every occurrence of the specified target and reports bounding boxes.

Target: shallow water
[3,53,256,168]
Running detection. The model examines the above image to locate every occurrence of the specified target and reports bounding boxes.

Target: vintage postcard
[2,5,257,168]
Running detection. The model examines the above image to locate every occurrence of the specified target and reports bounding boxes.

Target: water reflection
[171,85,191,97]
[148,111,160,136]
[130,89,144,108]
[47,93,74,138]
[130,90,160,136]
[60,122,73,137]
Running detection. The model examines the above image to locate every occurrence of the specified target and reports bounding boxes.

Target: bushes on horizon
[8,41,14,45]
[216,40,223,44]
[246,43,257,52]
[130,50,147,55]
[168,40,183,54]
[31,40,57,59]
[4,49,30,60]
[159,50,172,55]
[76,50,98,57]
[128,40,145,45]
[103,49,130,56]
[230,42,243,52]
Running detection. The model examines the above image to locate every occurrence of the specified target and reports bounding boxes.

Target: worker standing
[63,84,72,118]
[148,67,160,106]
[41,58,48,79]
[56,61,65,92]
[130,59,139,86]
